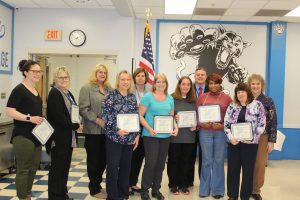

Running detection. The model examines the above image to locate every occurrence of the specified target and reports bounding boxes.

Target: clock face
[69,29,86,47]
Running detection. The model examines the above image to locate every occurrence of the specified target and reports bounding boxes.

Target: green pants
[13,136,42,199]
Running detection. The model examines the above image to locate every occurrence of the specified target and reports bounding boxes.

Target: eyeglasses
[57,76,70,80]
[29,70,43,74]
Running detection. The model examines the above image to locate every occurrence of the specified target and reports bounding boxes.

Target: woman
[6,59,44,200]
[248,74,277,200]
[101,70,140,200]
[47,66,81,200]
[79,64,111,199]
[196,73,232,199]
[129,68,151,195]
[224,83,266,200]
[167,76,197,195]
[140,73,178,200]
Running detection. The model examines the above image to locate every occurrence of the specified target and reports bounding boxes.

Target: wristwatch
[26,114,31,122]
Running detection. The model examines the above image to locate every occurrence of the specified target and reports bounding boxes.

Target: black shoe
[129,188,134,196]
[170,187,179,195]
[152,190,165,200]
[181,187,190,195]
[131,186,141,193]
[141,191,151,200]
[213,195,224,199]
[251,194,262,200]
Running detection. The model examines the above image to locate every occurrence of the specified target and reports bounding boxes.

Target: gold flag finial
[146,8,152,23]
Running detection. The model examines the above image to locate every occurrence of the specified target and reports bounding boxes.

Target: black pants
[227,143,258,200]
[141,137,170,193]
[129,136,144,187]
[187,136,202,186]
[167,143,194,188]
[84,134,106,195]
[48,146,73,200]
[106,138,133,200]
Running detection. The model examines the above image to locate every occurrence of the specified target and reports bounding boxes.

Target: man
[187,67,208,186]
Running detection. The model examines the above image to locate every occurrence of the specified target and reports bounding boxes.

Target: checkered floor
[0,158,97,200]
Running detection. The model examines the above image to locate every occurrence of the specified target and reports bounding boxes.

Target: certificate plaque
[198,105,221,123]
[154,115,174,133]
[71,105,80,123]
[177,111,196,128]
[231,122,253,141]
[117,114,140,132]
[32,118,54,145]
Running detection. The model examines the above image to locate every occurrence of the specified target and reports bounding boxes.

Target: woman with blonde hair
[101,70,140,200]
[247,74,277,200]
[47,66,82,200]
[79,64,112,199]
[140,73,178,200]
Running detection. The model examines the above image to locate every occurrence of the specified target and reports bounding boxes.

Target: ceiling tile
[131,0,163,7]
[263,0,300,10]
[133,6,163,13]
[194,8,227,15]
[247,16,280,22]
[280,16,300,22]
[96,0,113,6]
[230,0,268,9]
[225,8,259,16]
[220,15,250,21]
[196,0,235,9]
[191,15,221,20]
[255,9,290,16]
[164,14,193,20]
[32,0,70,8]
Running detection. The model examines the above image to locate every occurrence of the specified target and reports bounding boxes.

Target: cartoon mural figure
[0,20,5,39]
[169,24,251,84]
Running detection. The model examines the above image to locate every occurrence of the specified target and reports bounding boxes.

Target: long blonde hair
[89,64,110,88]
[115,70,132,93]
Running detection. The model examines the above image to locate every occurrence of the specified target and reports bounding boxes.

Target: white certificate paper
[274,130,286,151]
[231,122,253,141]
[177,111,197,128]
[117,114,140,132]
[154,115,174,133]
[198,105,221,123]
[71,105,80,123]
[32,118,54,145]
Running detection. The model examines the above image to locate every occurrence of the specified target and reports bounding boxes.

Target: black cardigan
[46,87,79,151]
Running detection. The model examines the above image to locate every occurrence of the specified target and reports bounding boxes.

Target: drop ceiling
[3,0,300,22]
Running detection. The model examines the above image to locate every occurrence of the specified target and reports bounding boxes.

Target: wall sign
[0,1,14,74]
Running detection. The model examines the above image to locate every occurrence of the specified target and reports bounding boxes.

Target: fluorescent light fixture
[165,0,197,15]
[285,6,300,17]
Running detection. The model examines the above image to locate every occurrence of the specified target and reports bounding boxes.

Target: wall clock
[69,29,86,47]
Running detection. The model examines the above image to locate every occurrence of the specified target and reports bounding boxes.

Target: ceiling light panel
[165,0,197,15]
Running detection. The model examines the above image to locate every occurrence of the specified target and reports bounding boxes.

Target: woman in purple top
[224,83,266,200]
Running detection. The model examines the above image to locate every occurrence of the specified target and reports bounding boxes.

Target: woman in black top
[6,59,44,200]
[47,66,81,200]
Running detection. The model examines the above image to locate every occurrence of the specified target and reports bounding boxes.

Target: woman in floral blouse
[101,70,140,200]
[224,83,266,200]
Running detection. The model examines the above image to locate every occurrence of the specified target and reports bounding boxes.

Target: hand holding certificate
[32,118,54,145]
[177,111,196,128]
[231,122,253,141]
[154,115,174,134]
[117,114,140,132]
[198,105,221,123]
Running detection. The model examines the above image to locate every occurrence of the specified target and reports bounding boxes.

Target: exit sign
[45,29,62,41]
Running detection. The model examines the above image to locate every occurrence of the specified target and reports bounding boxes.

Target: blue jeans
[199,129,226,196]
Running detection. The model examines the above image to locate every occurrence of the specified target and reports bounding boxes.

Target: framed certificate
[117,114,140,132]
[154,115,174,133]
[32,118,54,145]
[231,122,253,141]
[177,111,196,128]
[198,105,221,123]
[71,105,80,123]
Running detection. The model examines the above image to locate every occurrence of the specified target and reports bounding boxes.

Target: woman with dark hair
[196,73,232,199]
[47,66,82,200]
[129,68,151,195]
[224,83,266,200]
[6,59,44,200]
[167,76,197,195]
[247,74,277,200]
[101,70,140,200]
[79,64,111,199]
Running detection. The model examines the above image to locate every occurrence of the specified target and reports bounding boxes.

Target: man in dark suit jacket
[188,67,209,186]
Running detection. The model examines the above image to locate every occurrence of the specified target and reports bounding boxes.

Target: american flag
[138,22,155,85]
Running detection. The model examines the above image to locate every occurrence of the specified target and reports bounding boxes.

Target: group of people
[6,59,277,200]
